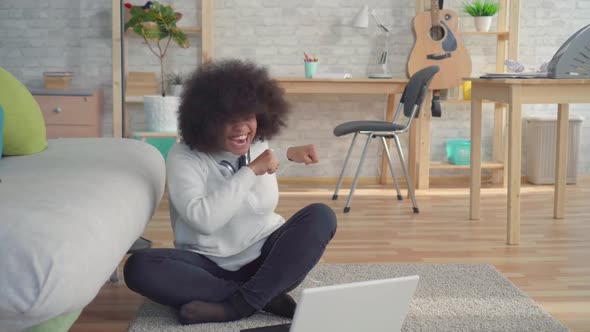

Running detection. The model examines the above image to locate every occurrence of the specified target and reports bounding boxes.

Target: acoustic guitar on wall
[407,0,472,90]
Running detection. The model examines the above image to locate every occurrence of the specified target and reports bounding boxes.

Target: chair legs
[392,135,419,213]
[333,133,358,200]
[343,134,372,213]
[334,133,419,214]
[380,137,403,201]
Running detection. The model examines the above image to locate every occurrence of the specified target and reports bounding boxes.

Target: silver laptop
[480,24,590,79]
[241,275,419,332]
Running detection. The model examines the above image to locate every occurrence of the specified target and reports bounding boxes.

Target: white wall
[1,0,589,177]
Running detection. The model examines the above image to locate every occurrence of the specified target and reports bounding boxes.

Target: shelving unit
[111,0,213,138]
[410,0,520,189]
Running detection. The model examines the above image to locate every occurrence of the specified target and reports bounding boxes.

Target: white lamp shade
[352,5,369,28]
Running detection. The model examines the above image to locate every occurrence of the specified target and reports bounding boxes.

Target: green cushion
[0,67,47,155]
[24,309,82,332]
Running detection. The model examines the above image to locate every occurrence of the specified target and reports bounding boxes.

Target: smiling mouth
[229,133,250,146]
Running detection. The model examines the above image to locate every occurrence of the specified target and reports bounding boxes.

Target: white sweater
[166,140,287,271]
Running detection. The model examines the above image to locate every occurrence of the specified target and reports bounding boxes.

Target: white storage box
[525,114,583,185]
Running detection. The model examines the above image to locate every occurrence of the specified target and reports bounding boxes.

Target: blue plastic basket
[446,139,471,165]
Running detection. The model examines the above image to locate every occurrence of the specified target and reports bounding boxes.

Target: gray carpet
[127,264,569,332]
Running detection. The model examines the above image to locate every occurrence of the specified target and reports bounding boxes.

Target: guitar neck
[430,0,440,27]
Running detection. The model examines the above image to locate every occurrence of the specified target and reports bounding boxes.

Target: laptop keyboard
[240,323,291,332]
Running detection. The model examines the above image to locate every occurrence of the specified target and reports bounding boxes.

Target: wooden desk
[469,78,590,244]
[123,78,409,185]
[277,78,408,185]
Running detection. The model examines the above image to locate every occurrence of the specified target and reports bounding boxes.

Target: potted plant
[167,72,185,97]
[462,0,500,32]
[124,1,189,132]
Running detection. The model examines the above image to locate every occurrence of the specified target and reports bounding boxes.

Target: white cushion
[0,138,166,332]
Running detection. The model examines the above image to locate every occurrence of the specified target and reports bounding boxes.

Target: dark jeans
[123,203,337,309]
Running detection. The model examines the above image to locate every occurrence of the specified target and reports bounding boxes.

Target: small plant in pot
[124,1,189,132]
[167,72,185,97]
[462,0,499,32]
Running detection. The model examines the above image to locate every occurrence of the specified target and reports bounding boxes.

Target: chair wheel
[344,207,351,213]
[397,194,403,201]
[413,207,419,213]
[332,194,338,200]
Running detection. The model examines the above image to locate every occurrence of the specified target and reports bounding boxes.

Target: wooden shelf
[461,31,509,38]
[430,161,504,170]
[131,131,178,138]
[181,26,202,34]
[125,96,144,104]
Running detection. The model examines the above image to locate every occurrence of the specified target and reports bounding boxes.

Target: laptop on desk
[480,23,590,80]
[241,275,419,332]
[480,72,549,79]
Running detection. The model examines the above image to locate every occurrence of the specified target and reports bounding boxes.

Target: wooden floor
[71,179,590,332]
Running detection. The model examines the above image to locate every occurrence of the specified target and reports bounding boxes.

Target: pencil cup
[304,62,318,79]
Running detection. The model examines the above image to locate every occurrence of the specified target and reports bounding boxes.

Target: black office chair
[332,66,440,214]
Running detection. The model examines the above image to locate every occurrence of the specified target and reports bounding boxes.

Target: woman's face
[222,114,257,155]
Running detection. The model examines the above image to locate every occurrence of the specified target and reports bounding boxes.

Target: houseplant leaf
[171,28,189,48]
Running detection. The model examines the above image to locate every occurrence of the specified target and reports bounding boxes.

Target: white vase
[143,95,180,132]
[474,16,493,32]
[171,84,183,97]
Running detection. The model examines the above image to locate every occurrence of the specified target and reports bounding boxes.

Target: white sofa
[0,138,166,332]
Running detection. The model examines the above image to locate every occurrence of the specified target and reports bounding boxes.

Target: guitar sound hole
[429,26,445,41]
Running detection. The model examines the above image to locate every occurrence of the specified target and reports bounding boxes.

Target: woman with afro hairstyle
[124,59,337,325]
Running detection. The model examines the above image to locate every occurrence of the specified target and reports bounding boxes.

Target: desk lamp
[352,5,393,78]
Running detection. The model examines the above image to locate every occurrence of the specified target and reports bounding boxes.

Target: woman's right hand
[248,149,279,175]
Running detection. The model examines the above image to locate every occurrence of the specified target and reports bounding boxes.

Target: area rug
[127,264,569,332]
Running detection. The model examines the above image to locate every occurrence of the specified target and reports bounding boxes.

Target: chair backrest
[400,66,440,118]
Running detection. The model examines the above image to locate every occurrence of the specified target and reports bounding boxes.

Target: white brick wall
[0,0,115,135]
[1,0,589,177]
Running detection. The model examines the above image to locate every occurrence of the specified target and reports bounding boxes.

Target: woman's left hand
[287,145,319,165]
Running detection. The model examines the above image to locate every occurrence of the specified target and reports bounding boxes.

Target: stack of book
[43,71,74,90]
